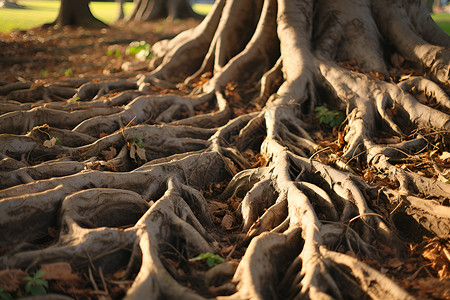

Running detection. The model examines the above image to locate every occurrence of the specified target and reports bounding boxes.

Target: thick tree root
[1,0,449,299]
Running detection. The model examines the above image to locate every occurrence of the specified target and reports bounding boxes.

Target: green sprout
[126,41,154,60]
[0,288,12,300]
[64,68,73,76]
[24,270,48,296]
[315,106,345,127]
[129,135,144,148]
[189,252,225,267]
[36,126,62,145]
[107,48,122,58]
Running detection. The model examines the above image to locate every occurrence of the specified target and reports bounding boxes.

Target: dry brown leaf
[221,214,234,229]
[0,269,27,292]
[440,152,450,164]
[209,200,228,211]
[223,156,239,175]
[363,169,374,183]
[129,142,146,162]
[112,269,126,280]
[41,262,76,280]
[387,258,404,269]
[422,238,450,278]
[43,137,57,148]
[101,146,117,161]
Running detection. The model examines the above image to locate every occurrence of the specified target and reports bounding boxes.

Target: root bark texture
[1,0,449,299]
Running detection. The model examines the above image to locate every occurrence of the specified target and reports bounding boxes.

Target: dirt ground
[0,20,200,83]
[0,20,449,299]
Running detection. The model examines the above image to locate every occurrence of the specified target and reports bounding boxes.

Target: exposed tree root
[1,0,449,299]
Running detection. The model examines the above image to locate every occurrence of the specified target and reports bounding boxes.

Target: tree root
[1,0,449,298]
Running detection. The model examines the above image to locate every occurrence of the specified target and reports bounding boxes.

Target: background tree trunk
[0,0,24,8]
[51,0,108,28]
[117,0,126,21]
[127,0,202,21]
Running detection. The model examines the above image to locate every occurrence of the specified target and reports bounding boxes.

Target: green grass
[432,13,450,34]
[0,1,212,33]
[192,3,211,16]
[0,2,449,35]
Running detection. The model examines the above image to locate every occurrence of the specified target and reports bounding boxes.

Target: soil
[0,20,200,83]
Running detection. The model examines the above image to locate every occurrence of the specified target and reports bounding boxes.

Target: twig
[99,267,109,296]
[88,267,99,291]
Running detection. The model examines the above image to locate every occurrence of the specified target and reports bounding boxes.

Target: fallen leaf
[43,137,57,148]
[0,269,27,292]
[101,146,117,161]
[112,269,126,280]
[209,200,228,212]
[363,169,374,182]
[422,238,450,278]
[41,262,73,280]
[387,258,404,268]
[221,214,234,229]
[223,157,239,175]
[440,152,450,164]
[129,142,146,162]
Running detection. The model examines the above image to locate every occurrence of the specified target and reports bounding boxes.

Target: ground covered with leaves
[0,16,449,299]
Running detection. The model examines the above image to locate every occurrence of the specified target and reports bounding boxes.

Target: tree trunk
[1,0,450,299]
[0,0,24,8]
[117,0,126,21]
[50,0,108,28]
[127,0,202,21]
[423,0,433,11]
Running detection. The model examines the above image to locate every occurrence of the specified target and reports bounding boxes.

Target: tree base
[0,0,449,298]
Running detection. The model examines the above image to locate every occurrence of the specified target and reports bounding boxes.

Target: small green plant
[189,252,225,267]
[40,70,49,77]
[315,106,345,127]
[24,270,48,296]
[126,41,154,61]
[34,125,62,148]
[129,135,144,148]
[107,48,122,59]
[0,288,12,300]
[64,68,73,76]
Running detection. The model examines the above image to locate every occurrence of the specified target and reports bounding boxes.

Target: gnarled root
[1,0,449,298]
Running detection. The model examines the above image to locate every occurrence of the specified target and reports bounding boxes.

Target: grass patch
[192,3,212,16]
[0,0,136,32]
[0,0,60,32]
[0,1,211,33]
[432,13,450,34]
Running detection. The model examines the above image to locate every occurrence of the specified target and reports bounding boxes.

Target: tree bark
[117,0,126,21]
[127,0,202,21]
[50,0,108,28]
[423,0,433,11]
[1,0,449,299]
